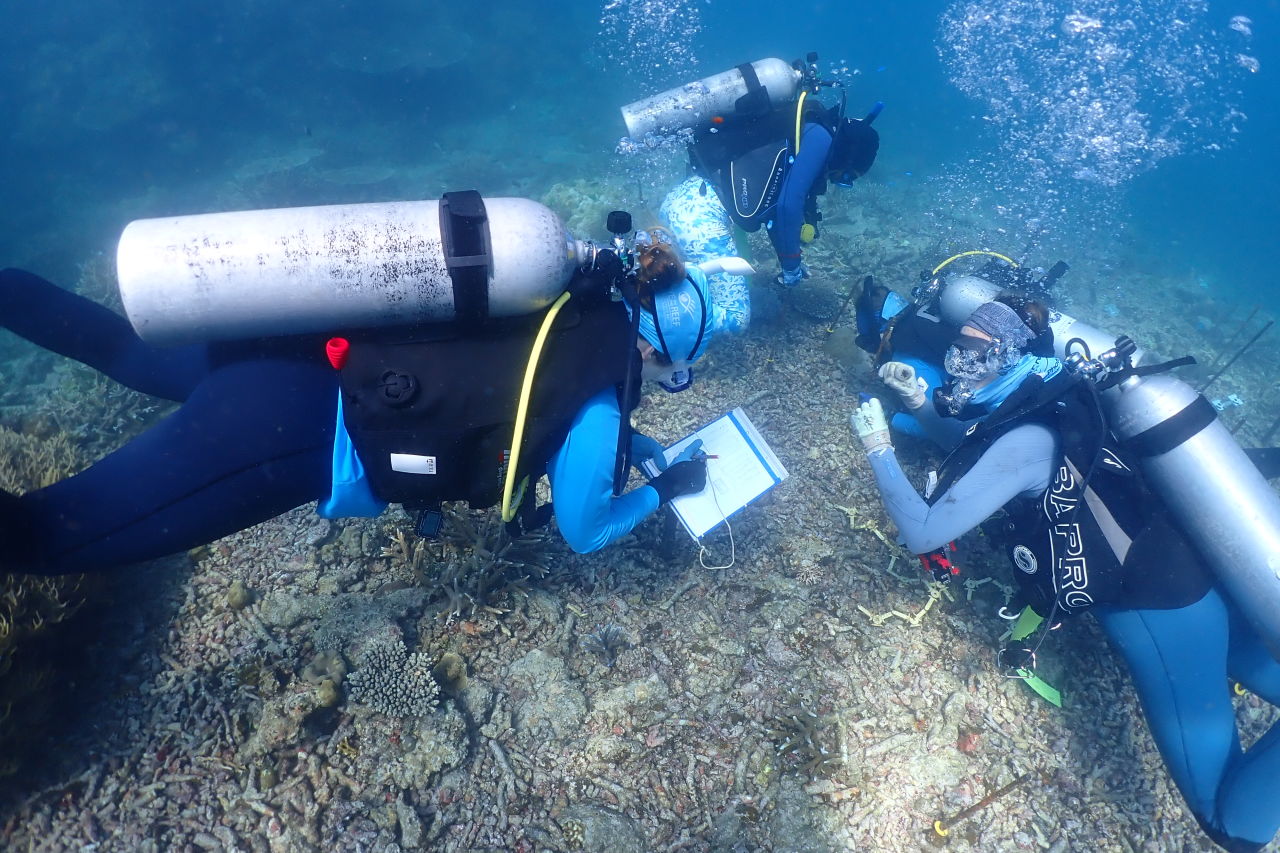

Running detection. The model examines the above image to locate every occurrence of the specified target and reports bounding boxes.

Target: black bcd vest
[933,374,1211,618]
[688,100,836,232]
[336,298,636,510]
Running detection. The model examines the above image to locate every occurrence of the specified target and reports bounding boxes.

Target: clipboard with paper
[641,408,788,540]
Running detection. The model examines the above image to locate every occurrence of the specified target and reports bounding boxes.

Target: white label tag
[389,453,437,475]
[923,470,939,500]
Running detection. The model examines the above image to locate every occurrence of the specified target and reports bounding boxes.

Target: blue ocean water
[1,0,1273,310]
[2,3,1279,846]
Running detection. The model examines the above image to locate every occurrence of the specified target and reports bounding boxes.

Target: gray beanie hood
[962,301,1034,349]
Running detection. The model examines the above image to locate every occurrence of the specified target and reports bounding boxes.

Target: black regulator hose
[613,269,643,497]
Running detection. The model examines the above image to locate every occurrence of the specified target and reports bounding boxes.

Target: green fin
[1010,606,1060,705]
[1017,669,1062,707]
[1010,605,1043,641]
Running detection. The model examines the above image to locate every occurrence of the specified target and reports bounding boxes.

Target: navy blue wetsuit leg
[1096,587,1280,851]
[14,358,337,574]
[1,269,337,574]
[0,268,208,400]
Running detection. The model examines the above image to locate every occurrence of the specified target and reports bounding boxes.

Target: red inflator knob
[325,337,350,370]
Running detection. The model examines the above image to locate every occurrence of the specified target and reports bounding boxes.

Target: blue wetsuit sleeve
[867,423,1057,554]
[907,394,983,451]
[548,388,661,554]
[770,124,832,271]
[0,267,209,401]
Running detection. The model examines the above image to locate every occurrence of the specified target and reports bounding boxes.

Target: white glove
[851,398,893,456]
[878,361,927,411]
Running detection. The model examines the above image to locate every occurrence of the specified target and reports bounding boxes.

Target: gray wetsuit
[867,403,1056,553]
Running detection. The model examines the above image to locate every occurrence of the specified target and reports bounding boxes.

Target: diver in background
[0,238,712,574]
[658,92,880,332]
[853,299,1280,853]
[860,276,1055,449]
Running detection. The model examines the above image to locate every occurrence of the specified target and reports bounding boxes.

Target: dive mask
[934,378,977,417]
[943,335,1001,381]
[655,364,694,394]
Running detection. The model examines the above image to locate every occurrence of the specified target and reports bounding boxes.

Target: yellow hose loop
[501,290,573,523]
[931,250,1019,277]
[794,91,808,154]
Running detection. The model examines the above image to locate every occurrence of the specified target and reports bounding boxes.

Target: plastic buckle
[414,506,444,539]
[998,645,1036,676]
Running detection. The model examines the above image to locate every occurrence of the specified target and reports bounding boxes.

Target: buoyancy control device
[116,194,597,345]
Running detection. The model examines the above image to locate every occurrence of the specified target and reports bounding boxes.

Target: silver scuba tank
[1105,373,1280,660]
[116,194,589,345]
[939,274,1144,365]
[619,57,801,140]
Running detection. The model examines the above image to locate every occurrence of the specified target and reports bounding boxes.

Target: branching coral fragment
[766,697,841,778]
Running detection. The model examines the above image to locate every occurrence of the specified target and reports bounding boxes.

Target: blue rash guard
[768,123,832,273]
[546,388,660,553]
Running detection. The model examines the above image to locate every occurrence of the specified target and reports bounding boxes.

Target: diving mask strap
[649,277,709,365]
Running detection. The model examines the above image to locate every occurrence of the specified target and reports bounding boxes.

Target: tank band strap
[439,190,492,327]
[733,62,770,117]
[1124,394,1217,458]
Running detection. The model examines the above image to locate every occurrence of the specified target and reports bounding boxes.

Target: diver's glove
[851,398,893,456]
[670,439,704,465]
[649,458,708,505]
[629,432,668,472]
[878,361,928,411]
[776,262,810,287]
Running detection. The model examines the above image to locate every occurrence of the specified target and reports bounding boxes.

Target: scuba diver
[852,297,1280,853]
[854,252,1060,449]
[620,55,881,333]
[0,200,723,575]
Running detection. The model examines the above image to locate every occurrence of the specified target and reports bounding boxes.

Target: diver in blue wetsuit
[856,274,1055,449]
[658,94,879,332]
[0,243,712,573]
[852,299,1280,852]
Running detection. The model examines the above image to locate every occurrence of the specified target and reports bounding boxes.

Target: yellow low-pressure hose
[794,91,808,154]
[931,250,1018,276]
[501,290,573,522]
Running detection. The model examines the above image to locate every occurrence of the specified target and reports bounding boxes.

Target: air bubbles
[596,0,703,89]
[1229,15,1253,37]
[1062,13,1103,35]
[937,0,1255,257]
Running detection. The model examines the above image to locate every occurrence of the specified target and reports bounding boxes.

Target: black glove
[649,458,707,505]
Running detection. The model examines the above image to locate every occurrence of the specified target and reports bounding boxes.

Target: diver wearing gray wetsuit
[854,300,1280,853]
